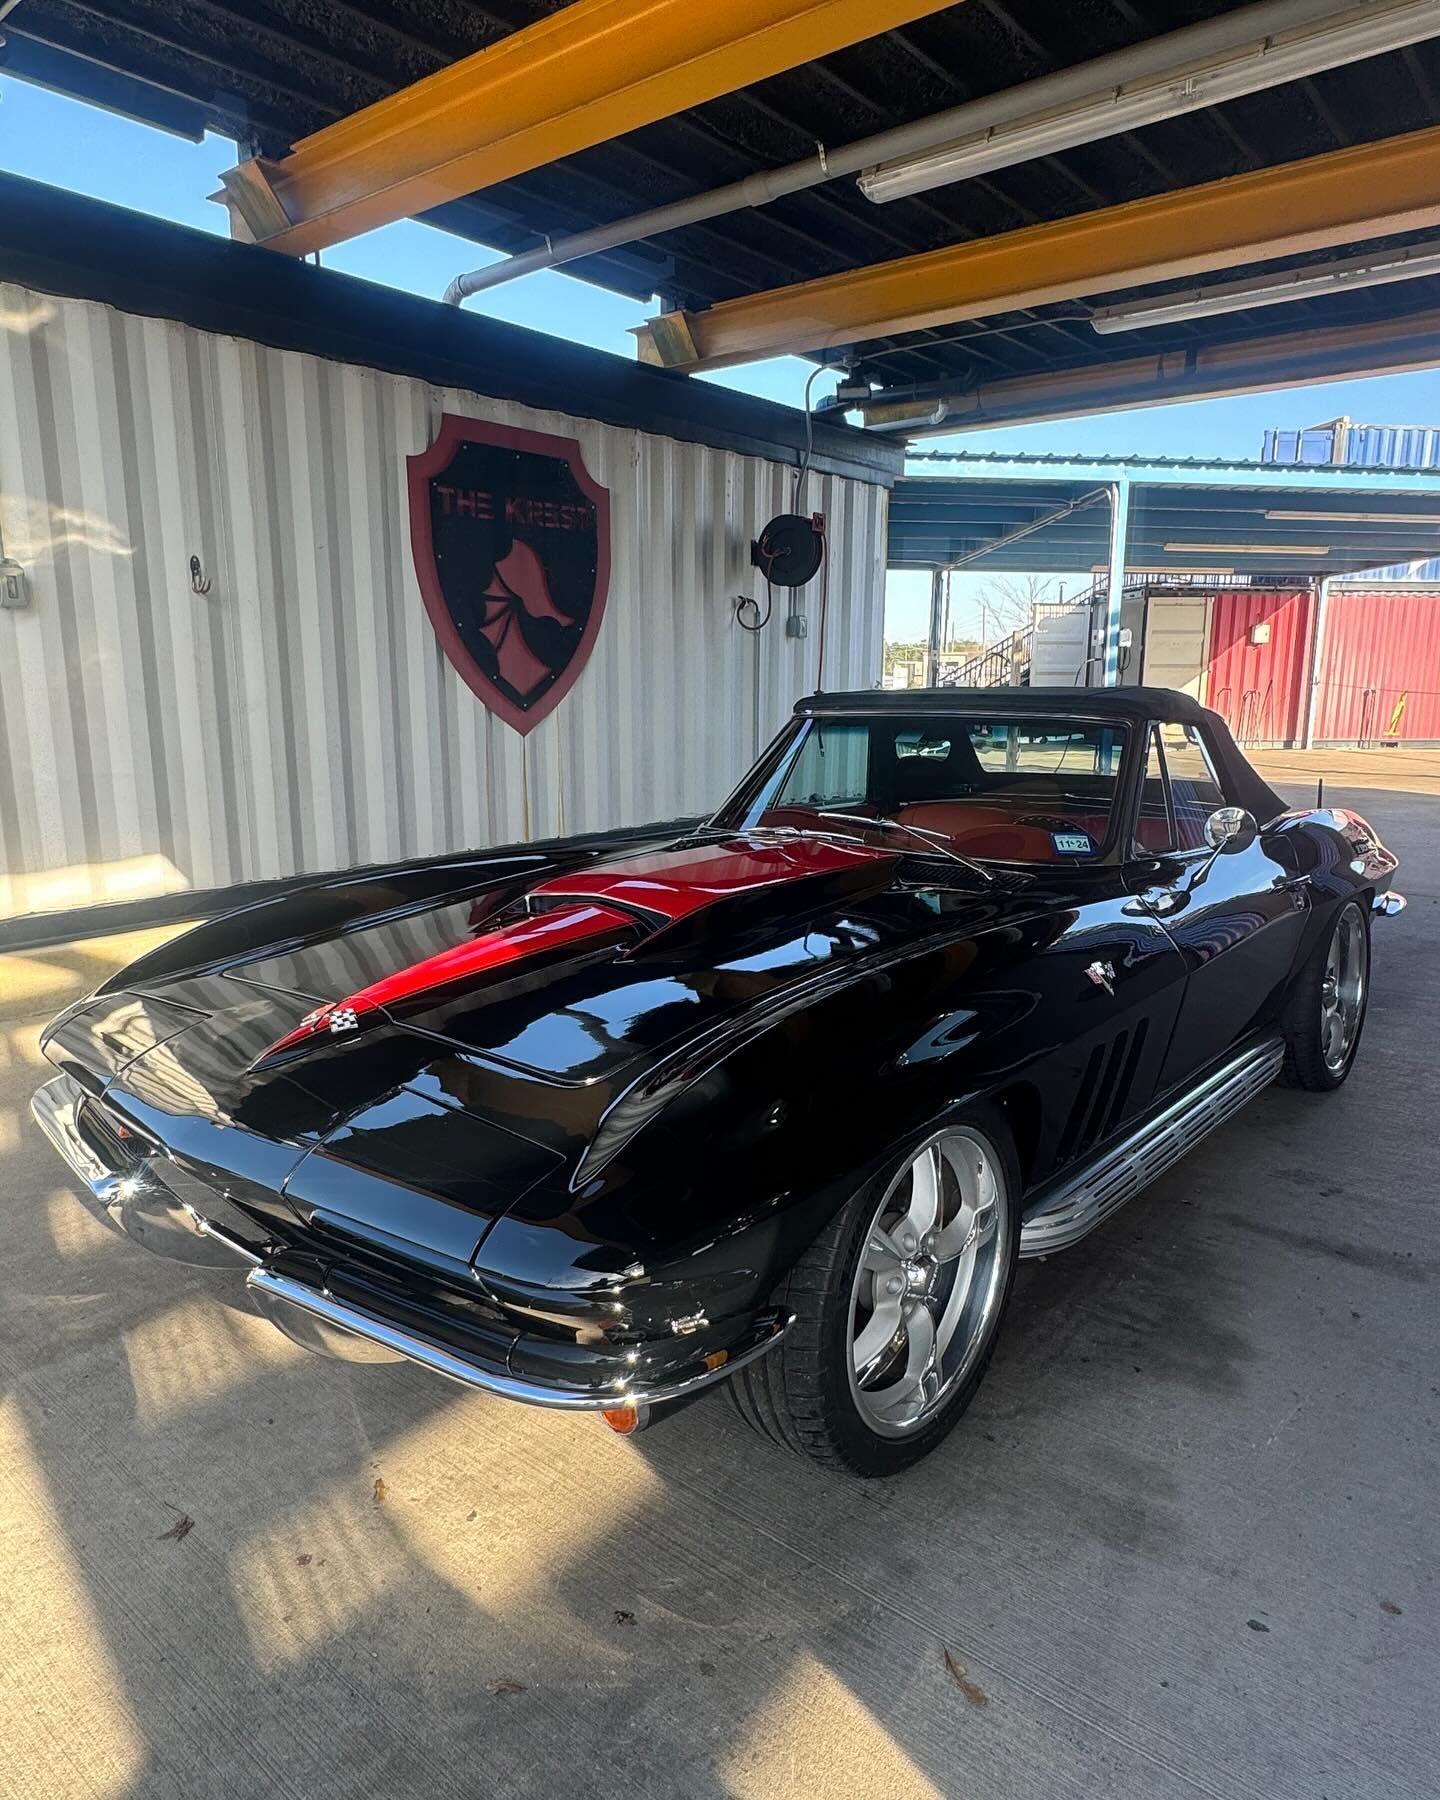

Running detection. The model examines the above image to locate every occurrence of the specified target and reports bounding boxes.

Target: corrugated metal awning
[888,452,1440,575]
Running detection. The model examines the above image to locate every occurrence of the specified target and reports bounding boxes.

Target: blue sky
[6,70,1440,641]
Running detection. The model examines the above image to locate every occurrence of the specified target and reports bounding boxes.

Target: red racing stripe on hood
[249,901,634,1067]
[532,834,892,921]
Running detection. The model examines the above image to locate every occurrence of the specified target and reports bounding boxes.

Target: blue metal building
[1263,418,1440,579]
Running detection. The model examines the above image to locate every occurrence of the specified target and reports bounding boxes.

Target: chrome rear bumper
[33,1072,789,1412]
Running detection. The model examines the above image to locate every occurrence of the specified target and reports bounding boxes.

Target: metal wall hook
[189,554,212,596]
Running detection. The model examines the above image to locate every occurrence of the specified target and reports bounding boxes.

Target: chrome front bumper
[31,1075,263,1269]
[245,1267,791,1411]
[32,1073,789,1413]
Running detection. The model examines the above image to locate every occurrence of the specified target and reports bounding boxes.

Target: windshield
[713,714,1130,864]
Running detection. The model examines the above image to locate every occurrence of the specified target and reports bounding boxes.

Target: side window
[1158,722,1227,852]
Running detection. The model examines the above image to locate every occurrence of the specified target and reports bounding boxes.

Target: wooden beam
[216,0,962,257]
[634,124,1440,370]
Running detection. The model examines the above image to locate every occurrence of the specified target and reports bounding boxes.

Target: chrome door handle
[1275,872,1311,910]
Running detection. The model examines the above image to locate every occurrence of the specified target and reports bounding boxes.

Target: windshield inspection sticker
[1052,831,1093,855]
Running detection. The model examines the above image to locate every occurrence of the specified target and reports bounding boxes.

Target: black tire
[1279,898,1371,1091]
[728,1105,1022,1477]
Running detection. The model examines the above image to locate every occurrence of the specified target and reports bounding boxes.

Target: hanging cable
[813,515,831,692]
[735,580,774,633]
[793,364,828,513]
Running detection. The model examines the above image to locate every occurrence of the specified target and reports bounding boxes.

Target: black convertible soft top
[797,686,1285,825]
[803,685,1215,724]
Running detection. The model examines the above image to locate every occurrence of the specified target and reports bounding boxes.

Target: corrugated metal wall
[1262,419,1440,581]
[1341,425,1440,470]
[1201,587,1314,747]
[1351,556,1440,581]
[1263,419,1440,469]
[1342,413,1440,578]
[1312,588,1440,744]
[0,282,887,919]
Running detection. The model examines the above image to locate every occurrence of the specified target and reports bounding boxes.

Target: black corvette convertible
[34,687,1403,1476]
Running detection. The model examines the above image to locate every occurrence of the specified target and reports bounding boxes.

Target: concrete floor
[3,756,1438,1800]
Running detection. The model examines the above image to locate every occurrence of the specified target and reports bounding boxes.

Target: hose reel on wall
[736,512,830,689]
[751,513,825,591]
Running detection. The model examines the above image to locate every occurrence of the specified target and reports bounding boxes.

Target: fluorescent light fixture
[1089,564,1233,575]
[863,397,950,432]
[859,0,1440,203]
[1163,541,1331,554]
[1090,236,1440,334]
[1265,508,1440,523]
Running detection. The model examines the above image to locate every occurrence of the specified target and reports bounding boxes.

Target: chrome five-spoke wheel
[1281,897,1371,1092]
[846,1128,1012,1438]
[1320,904,1368,1074]
[729,1105,1020,1473]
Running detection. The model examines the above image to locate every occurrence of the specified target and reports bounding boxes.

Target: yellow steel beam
[634,124,1440,370]
[217,0,963,257]
[859,305,1440,436]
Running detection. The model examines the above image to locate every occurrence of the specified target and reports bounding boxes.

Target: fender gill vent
[1057,1021,1149,1163]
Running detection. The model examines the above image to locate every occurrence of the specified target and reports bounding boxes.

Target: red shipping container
[1312,590,1440,744]
[1201,588,1314,747]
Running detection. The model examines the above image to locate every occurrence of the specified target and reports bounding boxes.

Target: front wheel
[729,1109,1020,1476]
[1280,899,1370,1091]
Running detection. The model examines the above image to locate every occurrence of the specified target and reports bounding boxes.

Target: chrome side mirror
[1204,807,1258,854]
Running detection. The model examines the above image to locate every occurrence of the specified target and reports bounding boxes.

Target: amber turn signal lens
[702,1349,728,1372]
[601,1405,641,1435]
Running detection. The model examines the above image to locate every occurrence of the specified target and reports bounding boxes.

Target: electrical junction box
[0,559,26,610]
[1249,620,1272,645]
[1117,626,1133,649]
[785,613,808,638]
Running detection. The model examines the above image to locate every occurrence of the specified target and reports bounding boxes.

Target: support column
[927,566,945,686]
[1301,575,1332,749]
[1102,478,1131,688]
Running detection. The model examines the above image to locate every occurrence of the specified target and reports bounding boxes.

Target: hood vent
[248,835,900,1070]
[533,834,898,955]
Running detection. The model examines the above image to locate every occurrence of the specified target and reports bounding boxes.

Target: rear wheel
[729,1109,1020,1476]
[1280,899,1370,1091]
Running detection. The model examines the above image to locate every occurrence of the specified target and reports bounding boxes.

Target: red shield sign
[407,415,610,735]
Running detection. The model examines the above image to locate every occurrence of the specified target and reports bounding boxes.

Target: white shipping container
[0,280,890,922]
[1029,607,1092,688]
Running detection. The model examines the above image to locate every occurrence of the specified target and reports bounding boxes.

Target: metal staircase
[934,599,1093,690]
[935,625,1032,689]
